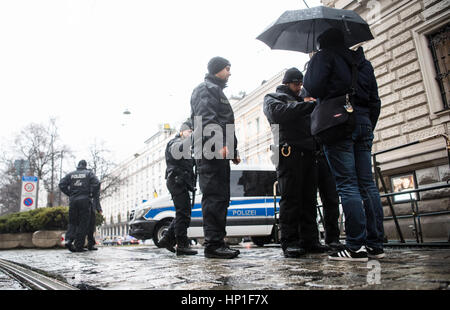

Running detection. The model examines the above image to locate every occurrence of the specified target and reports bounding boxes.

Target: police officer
[190,56,241,259]
[264,67,327,257]
[59,160,100,252]
[86,183,102,251]
[159,119,198,256]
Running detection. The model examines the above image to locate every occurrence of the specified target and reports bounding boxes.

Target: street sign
[23,197,34,207]
[20,176,38,211]
[24,183,35,192]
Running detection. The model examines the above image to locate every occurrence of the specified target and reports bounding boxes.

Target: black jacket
[190,74,238,159]
[263,85,317,151]
[303,46,381,129]
[165,134,195,186]
[59,168,100,202]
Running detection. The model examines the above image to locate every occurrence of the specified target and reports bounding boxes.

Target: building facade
[100,125,176,238]
[233,70,286,167]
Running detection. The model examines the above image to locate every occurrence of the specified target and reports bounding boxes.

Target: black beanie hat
[77,160,87,169]
[282,67,303,84]
[207,56,231,75]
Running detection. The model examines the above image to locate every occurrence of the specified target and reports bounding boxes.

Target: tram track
[0,258,78,290]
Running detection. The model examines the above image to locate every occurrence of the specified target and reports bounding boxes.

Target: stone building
[320,0,450,242]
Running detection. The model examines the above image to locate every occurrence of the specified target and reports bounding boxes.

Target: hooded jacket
[190,73,238,160]
[303,46,381,129]
[263,85,317,151]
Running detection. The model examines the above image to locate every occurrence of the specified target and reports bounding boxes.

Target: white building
[100,124,176,238]
[233,70,287,167]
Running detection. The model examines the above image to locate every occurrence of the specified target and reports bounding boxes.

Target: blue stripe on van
[143,198,280,220]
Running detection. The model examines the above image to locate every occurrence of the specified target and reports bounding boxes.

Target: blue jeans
[324,124,384,251]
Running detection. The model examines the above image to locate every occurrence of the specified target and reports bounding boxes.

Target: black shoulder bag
[310,59,358,145]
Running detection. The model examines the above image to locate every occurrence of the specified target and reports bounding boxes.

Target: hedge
[0,206,105,234]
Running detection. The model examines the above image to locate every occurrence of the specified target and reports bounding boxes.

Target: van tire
[153,218,173,247]
[251,236,271,247]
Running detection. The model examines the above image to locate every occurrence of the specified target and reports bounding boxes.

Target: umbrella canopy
[256,6,374,53]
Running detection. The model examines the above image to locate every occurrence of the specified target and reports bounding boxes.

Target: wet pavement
[0,243,449,290]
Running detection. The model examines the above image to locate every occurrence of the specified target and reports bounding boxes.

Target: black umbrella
[256,6,374,53]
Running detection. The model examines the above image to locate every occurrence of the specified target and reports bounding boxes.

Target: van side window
[230,170,278,197]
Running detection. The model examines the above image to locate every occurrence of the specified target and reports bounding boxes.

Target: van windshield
[230,170,278,197]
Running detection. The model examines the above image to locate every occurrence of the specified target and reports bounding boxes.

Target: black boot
[283,245,306,258]
[159,233,176,253]
[176,239,197,256]
[65,241,75,252]
[204,246,239,259]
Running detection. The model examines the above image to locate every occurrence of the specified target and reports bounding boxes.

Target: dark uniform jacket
[59,168,100,202]
[165,133,195,189]
[303,46,381,130]
[190,73,238,160]
[263,85,317,151]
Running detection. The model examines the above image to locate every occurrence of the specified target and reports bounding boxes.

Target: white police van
[129,165,281,247]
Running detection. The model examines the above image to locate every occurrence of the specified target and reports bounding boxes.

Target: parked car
[122,235,139,245]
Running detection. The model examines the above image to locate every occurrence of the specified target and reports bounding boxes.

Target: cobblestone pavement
[0,243,449,290]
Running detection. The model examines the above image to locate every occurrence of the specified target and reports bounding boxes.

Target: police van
[129,165,281,247]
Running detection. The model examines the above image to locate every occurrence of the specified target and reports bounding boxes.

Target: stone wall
[320,0,449,160]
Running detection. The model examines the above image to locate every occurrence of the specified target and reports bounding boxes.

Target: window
[414,13,450,116]
[427,23,449,110]
[230,170,278,197]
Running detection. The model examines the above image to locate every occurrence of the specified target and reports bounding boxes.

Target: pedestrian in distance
[59,160,100,252]
[263,67,328,258]
[190,56,241,259]
[303,28,384,262]
[159,119,198,256]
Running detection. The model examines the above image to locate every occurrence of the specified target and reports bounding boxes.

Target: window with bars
[427,23,450,110]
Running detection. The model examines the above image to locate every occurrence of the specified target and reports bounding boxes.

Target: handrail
[379,183,450,198]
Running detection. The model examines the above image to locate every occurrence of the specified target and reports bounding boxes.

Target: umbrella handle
[341,15,351,34]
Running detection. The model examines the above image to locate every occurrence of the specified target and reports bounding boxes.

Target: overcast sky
[0,0,322,164]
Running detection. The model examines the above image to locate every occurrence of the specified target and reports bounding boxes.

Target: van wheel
[153,218,173,247]
[251,236,271,247]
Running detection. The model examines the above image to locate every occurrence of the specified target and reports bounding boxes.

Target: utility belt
[270,143,316,158]
[167,170,195,192]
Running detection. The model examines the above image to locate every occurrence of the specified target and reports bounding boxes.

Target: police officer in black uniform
[159,120,198,256]
[59,160,100,252]
[190,56,241,259]
[264,68,327,257]
[86,184,102,251]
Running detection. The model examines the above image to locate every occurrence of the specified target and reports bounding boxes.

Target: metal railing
[373,134,450,244]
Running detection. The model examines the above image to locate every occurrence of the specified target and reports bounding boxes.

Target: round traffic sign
[23,197,34,207]
[24,182,35,192]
